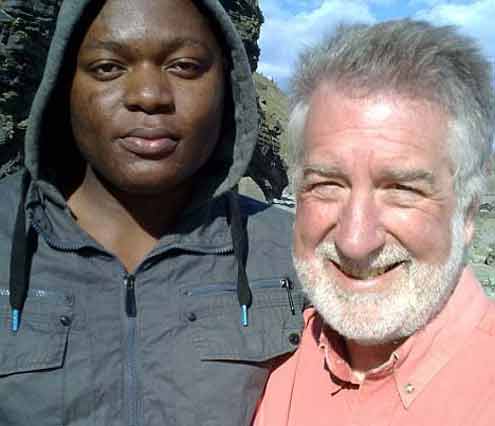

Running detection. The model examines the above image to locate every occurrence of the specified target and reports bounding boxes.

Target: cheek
[176,76,224,130]
[294,198,338,258]
[70,79,119,142]
[382,208,454,263]
[174,87,224,167]
[71,87,98,139]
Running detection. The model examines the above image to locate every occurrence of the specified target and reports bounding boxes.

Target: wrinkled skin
[294,86,472,289]
[293,84,477,371]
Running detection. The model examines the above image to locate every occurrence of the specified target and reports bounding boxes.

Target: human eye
[389,183,424,196]
[166,59,205,79]
[384,183,426,206]
[304,180,344,200]
[88,61,125,81]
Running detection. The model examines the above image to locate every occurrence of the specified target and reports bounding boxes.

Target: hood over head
[24,0,258,209]
[9,0,259,332]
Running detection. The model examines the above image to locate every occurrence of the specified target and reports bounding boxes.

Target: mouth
[126,127,180,140]
[331,260,407,280]
[118,128,180,159]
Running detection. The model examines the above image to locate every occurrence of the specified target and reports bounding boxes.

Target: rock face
[468,179,495,298]
[0,0,63,176]
[0,0,289,201]
[250,72,289,201]
[220,1,289,201]
[469,213,495,298]
[222,0,263,72]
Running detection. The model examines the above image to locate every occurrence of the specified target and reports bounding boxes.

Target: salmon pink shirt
[253,268,495,426]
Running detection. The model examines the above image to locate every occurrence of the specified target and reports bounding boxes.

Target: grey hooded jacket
[0,1,304,425]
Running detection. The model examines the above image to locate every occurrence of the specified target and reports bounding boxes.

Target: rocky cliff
[0,0,63,176]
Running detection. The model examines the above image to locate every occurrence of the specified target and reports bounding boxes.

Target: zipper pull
[280,278,296,315]
[241,305,249,327]
[125,275,137,318]
[11,308,20,332]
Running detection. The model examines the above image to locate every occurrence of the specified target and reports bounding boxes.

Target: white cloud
[258,0,377,89]
[258,0,495,90]
[415,0,495,59]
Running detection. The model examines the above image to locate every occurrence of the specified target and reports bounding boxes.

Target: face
[70,0,225,195]
[293,85,473,345]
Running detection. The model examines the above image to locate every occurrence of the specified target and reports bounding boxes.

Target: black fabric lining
[228,191,252,325]
[9,169,36,330]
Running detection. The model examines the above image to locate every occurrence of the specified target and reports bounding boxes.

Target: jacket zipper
[125,274,137,318]
[124,273,138,426]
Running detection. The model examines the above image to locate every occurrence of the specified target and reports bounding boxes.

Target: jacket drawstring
[228,192,252,327]
[9,168,33,332]
[9,182,253,330]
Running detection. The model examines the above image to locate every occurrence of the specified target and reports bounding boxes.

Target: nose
[333,190,386,261]
[124,64,174,114]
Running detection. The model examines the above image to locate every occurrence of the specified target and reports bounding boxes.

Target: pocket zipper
[185,278,297,316]
[186,278,284,296]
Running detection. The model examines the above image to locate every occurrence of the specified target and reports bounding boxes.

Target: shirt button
[288,333,300,346]
[404,383,415,394]
[187,312,197,322]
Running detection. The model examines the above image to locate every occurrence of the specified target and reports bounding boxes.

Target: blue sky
[258,0,495,90]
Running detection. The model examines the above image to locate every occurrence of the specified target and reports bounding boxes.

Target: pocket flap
[190,286,305,362]
[0,290,73,376]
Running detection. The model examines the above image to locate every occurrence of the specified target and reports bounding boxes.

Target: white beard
[294,210,466,346]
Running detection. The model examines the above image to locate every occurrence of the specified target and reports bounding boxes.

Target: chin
[293,211,466,345]
[116,178,186,197]
[93,168,187,198]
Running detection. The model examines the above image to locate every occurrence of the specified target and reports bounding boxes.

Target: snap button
[59,315,72,327]
[288,333,300,346]
[187,312,197,322]
[404,383,415,394]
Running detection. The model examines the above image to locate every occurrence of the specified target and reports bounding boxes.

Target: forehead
[85,0,220,48]
[303,84,451,166]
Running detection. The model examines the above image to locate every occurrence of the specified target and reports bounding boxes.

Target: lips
[326,259,408,293]
[332,260,406,280]
[118,127,180,159]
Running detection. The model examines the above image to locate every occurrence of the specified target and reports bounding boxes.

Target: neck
[66,166,193,271]
[345,338,405,380]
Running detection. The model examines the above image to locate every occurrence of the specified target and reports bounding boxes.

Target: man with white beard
[253,20,495,426]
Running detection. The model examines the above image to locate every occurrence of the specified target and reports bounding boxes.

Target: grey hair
[288,19,495,212]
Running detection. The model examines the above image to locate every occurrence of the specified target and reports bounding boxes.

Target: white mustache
[315,242,411,278]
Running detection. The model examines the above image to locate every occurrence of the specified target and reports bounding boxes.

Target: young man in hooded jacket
[0,1,304,425]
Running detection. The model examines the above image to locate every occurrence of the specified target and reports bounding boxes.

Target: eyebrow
[379,168,435,185]
[302,164,435,185]
[302,164,344,178]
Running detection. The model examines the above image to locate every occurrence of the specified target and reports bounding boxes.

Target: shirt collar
[312,267,490,408]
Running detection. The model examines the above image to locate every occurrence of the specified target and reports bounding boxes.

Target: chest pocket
[185,278,304,361]
[0,287,74,426]
[180,278,305,426]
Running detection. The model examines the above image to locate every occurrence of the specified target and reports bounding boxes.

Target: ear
[463,198,479,245]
